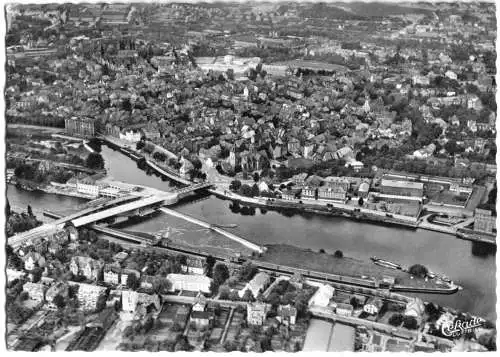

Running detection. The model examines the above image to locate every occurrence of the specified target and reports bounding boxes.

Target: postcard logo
[442,317,484,337]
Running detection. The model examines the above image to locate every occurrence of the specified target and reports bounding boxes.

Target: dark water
[7,147,496,320]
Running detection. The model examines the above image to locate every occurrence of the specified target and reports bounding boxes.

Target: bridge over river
[8,182,213,249]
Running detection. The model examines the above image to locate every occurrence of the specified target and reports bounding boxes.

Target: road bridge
[8,195,141,249]
[71,194,177,228]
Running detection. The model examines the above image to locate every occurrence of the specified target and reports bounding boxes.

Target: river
[6,145,496,320]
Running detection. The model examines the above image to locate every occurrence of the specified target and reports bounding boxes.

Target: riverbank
[257,244,458,294]
[11,182,96,200]
[99,137,421,231]
[210,188,419,229]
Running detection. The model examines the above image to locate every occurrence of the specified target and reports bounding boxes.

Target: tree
[218,285,230,300]
[205,255,216,277]
[334,250,343,258]
[126,273,140,290]
[408,264,428,278]
[229,180,242,191]
[241,289,255,302]
[251,183,260,197]
[226,68,234,80]
[136,140,145,151]
[238,262,258,281]
[87,138,102,152]
[85,152,105,170]
[388,313,404,326]
[403,315,418,330]
[253,172,260,182]
[53,294,66,309]
[213,263,230,286]
[239,184,253,197]
[6,199,11,217]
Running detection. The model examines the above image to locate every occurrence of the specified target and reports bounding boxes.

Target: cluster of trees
[408,264,429,278]
[229,201,258,216]
[388,313,418,329]
[86,138,102,152]
[6,205,42,237]
[85,152,105,170]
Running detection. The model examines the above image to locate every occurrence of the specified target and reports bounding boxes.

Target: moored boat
[370,256,402,270]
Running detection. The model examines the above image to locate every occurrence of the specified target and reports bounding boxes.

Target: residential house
[75,282,108,312]
[358,182,370,198]
[466,95,483,111]
[277,304,297,325]
[103,264,121,285]
[291,173,308,185]
[122,290,161,313]
[467,119,477,133]
[289,272,305,289]
[413,143,436,159]
[70,256,104,281]
[23,251,46,271]
[106,290,122,308]
[140,275,158,291]
[281,188,301,201]
[301,186,317,200]
[22,282,47,302]
[182,257,206,275]
[336,302,354,317]
[247,301,268,325]
[120,268,140,286]
[239,272,271,299]
[363,297,383,315]
[404,298,425,324]
[192,293,207,312]
[113,251,129,263]
[45,281,69,310]
[190,311,213,329]
[7,269,26,283]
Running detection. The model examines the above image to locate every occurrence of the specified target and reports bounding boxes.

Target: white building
[119,130,142,143]
[122,290,161,313]
[238,272,271,299]
[308,284,335,307]
[167,273,212,294]
[76,180,100,197]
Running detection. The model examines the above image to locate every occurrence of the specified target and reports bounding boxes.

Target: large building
[474,208,496,234]
[167,273,212,294]
[76,283,108,312]
[65,117,99,138]
[380,179,424,198]
[318,180,349,201]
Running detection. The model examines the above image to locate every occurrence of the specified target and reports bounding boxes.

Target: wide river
[7,145,496,320]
